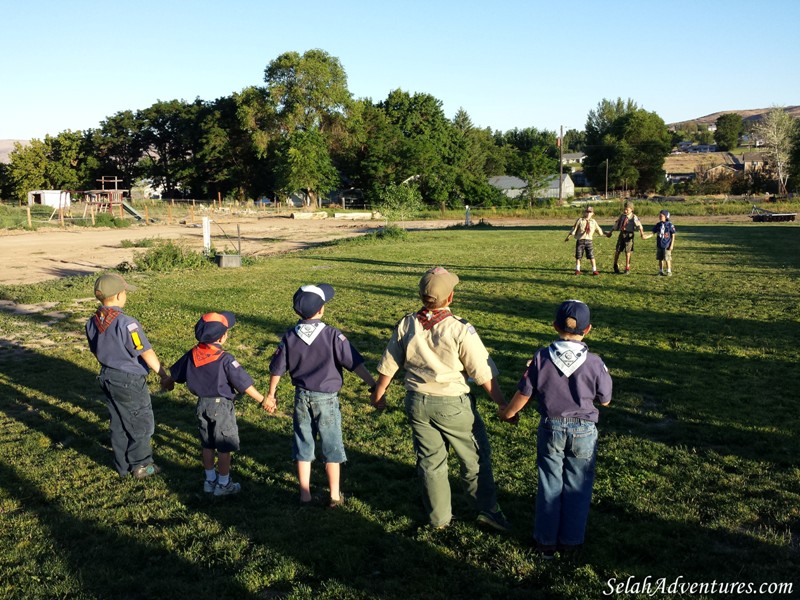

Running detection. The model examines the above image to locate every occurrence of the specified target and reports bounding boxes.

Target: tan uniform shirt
[569,217,604,240]
[376,311,499,396]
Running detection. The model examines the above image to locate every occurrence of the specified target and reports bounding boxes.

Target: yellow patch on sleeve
[131,331,144,350]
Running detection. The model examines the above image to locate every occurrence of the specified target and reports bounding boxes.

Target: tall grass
[0,219,798,599]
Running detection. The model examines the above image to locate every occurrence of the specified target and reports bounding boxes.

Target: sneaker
[213,479,241,496]
[613,264,620,274]
[131,463,161,479]
[328,493,346,508]
[624,267,631,275]
[666,271,672,276]
[476,507,511,532]
[592,271,599,276]
[203,478,217,493]
[658,271,664,276]
[537,544,557,560]
[574,270,582,275]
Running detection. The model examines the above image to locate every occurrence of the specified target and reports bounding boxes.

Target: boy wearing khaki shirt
[371,267,510,531]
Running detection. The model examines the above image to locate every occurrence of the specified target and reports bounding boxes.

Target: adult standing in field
[370,267,511,531]
[606,201,647,274]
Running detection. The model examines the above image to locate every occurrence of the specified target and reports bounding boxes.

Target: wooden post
[144,206,149,225]
[27,205,32,228]
[190,205,195,223]
[168,201,173,224]
[218,191,222,209]
[90,204,95,226]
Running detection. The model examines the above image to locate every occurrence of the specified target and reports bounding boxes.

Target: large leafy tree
[714,113,743,151]
[93,110,145,189]
[275,129,339,207]
[753,107,795,195]
[583,98,670,193]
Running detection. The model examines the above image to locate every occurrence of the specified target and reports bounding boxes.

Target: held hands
[497,402,519,425]
[262,394,277,413]
[159,374,175,392]
[369,385,386,411]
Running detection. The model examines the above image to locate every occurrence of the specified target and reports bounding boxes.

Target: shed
[488,175,528,199]
[27,190,71,209]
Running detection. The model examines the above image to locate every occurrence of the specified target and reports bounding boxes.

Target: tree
[377,182,424,225]
[753,107,795,195]
[264,49,352,134]
[275,130,339,208]
[94,110,145,189]
[789,120,800,193]
[714,113,743,151]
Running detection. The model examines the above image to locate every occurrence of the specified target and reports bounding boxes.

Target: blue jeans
[196,397,240,453]
[292,388,346,463]
[98,367,155,476]
[534,417,598,546]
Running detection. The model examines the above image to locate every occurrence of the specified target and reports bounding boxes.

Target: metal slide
[121,202,145,221]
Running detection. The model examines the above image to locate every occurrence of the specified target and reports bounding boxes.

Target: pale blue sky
[3,0,799,140]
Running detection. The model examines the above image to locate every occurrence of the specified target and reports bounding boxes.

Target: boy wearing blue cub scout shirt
[650,209,676,276]
[500,300,612,558]
[265,284,377,507]
[170,312,269,496]
[86,273,172,479]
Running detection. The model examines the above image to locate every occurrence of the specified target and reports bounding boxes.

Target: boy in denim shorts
[500,300,612,558]
[565,205,605,275]
[170,312,269,496]
[606,201,646,274]
[266,284,376,507]
[86,273,172,479]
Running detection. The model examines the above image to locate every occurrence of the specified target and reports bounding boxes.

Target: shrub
[134,240,212,272]
[120,238,156,248]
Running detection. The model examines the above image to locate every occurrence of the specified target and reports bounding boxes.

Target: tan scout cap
[419,267,459,304]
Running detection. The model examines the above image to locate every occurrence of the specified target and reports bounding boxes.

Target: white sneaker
[214,479,241,496]
[203,478,217,493]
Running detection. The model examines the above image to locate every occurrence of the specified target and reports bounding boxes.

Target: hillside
[669,106,800,128]
[0,139,29,163]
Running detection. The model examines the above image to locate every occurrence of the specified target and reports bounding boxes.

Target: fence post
[27,205,32,228]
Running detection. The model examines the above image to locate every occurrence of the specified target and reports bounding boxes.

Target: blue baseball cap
[555,300,591,334]
[660,209,671,219]
[293,284,335,319]
[195,311,236,343]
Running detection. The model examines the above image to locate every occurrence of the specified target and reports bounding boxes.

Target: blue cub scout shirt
[86,307,152,375]
[170,344,255,400]
[652,220,676,249]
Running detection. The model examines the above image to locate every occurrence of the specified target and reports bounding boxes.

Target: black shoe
[613,264,620,274]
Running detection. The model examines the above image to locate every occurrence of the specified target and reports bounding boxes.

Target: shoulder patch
[126,322,139,332]
[337,333,346,342]
[232,360,241,369]
[467,325,477,335]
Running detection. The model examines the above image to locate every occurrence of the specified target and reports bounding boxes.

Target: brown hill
[669,106,800,128]
[0,139,30,164]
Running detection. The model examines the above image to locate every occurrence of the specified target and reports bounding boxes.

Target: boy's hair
[555,300,590,334]
[624,201,634,210]
[557,317,585,341]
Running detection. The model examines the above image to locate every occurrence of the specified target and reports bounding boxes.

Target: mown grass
[0,219,798,599]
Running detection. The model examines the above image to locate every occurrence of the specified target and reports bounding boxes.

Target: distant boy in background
[170,311,269,496]
[650,209,676,276]
[500,300,612,558]
[266,284,377,507]
[86,273,172,479]
[606,201,647,274]
[565,206,605,275]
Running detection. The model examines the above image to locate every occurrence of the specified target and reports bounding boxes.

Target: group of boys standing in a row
[566,202,677,277]
[87,266,613,562]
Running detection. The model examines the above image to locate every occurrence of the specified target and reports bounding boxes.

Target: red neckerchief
[93,306,122,333]
[584,219,591,234]
[192,343,224,367]
[415,307,453,330]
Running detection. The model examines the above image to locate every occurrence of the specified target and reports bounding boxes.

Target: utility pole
[605,159,609,199]
[558,126,563,204]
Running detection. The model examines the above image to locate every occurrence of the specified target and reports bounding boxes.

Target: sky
[2,0,799,140]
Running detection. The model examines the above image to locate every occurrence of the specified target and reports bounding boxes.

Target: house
[488,175,528,199]
[27,190,71,209]
[539,174,575,199]
[561,152,586,165]
[742,152,767,173]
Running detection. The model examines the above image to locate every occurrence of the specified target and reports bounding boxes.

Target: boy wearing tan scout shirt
[371,267,511,531]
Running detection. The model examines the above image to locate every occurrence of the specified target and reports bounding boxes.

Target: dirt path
[0,214,464,286]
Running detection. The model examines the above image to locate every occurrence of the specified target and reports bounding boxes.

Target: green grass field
[1,220,798,599]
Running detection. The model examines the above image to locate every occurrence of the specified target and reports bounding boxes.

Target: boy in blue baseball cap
[170,311,269,496]
[651,209,676,276]
[266,284,377,507]
[500,300,612,558]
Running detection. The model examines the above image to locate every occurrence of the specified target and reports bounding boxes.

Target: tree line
[1,50,798,206]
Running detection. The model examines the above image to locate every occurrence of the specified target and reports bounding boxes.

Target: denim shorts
[292,388,346,463]
[196,397,240,453]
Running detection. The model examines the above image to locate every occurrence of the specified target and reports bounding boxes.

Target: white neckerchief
[294,322,326,346]
[548,340,588,377]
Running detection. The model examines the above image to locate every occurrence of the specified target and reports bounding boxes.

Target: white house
[27,190,71,209]
[488,175,528,199]
[539,174,575,199]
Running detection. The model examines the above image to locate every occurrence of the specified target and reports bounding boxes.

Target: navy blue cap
[660,209,671,219]
[293,284,335,319]
[195,311,236,343]
[555,300,590,334]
